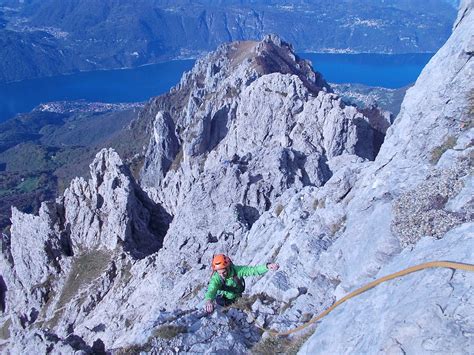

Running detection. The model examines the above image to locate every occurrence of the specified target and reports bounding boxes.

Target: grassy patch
[119,261,133,287]
[312,198,325,210]
[329,215,346,236]
[279,301,292,315]
[0,318,11,340]
[181,282,205,301]
[0,171,57,230]
[115,343,152,354]
[285,331,314,355]
[229,293,277,313]
[169,148,184,172]
[0,143,54,172]
[153,325,187,339]
[225,86,239,98]
[252,332,313,355]
[271,233,290,261]
[468,89,474,116]
[60,251,112,306]
[231,294,260,312]
[252,335,291,354]
[129,155,145,181]
[16,177,39,193]
[430,136,457,164]
[274,204,284,217]
[45,250,111,328]
[0,189,11,198]
[116,324,188,353]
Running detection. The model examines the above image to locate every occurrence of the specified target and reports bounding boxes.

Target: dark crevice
[235,204,260,229]
[207,233,218,243]
[179,238,190,250]
[208,106,231,152]
[123,165,173,259]
[0,276,7,312]
[338,187,353,202]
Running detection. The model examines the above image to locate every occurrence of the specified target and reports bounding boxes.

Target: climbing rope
[255,261,474,337]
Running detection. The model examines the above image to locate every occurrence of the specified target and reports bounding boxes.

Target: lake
[0,53,434,123]
[0,60,195,123]
[301,53,434,89]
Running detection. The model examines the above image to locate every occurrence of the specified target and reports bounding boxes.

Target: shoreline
[1,52,436,85]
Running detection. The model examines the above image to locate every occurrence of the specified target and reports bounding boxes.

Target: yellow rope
[257,261,474,336]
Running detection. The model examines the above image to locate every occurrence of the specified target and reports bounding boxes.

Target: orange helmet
[212,254,232,271]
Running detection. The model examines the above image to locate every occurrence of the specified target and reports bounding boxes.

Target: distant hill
[0,0,457,82]
[0,102,141,231]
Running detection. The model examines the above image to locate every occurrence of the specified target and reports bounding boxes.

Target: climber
[204,254,279,313]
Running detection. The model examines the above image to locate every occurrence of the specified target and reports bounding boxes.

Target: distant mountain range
[0,0,458,82]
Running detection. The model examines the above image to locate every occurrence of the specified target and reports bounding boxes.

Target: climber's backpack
[220,274,246,295]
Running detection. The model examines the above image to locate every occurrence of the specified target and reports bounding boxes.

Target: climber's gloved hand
[205,300,214,313]
[267,263,280,271]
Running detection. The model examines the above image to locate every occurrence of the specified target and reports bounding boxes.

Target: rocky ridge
[0,4,473,354]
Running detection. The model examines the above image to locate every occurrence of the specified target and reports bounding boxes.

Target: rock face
[0,4,473,353]
[300,1,474,352]
[0,149,171,352]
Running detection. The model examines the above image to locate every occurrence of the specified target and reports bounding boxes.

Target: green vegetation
[0,143,53,172]
[252,331,313,355]
[468,89,474,116]
[270,233,289,262]
[16,177,39,193]
[0,189,10,198]
[312,198,325,210]
[225,85,239,98]
[0,318,12,340]
[227,293,277,314]
[169,148,184,172]
[0,142,92,230]
[0,170,57,231]
[129,155,145,181]
[252,335,290,354]
[120,261,133,287]
[181,282,205,301]
[0,107,137,231]
[116,325,187,354]
[153,325,188,339]
[45,251,111,328]
[230,294,261,313]
[116,343,152,354]
[462,89,474,130]
[330,215,347,236]
[274,204,284,217]
[430,135,457,164]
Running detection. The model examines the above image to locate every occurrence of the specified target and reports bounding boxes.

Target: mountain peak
[175,34,329,99]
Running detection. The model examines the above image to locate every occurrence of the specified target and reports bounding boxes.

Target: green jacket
[205,264,268,301]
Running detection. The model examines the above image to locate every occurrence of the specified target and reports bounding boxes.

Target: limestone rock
[0,148,170,351]
[301,3,474,353]
[0,8,472,353]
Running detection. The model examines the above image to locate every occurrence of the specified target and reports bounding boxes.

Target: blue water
[300,53,434,88]
[0,53,434,123]
[0,60,195,123]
